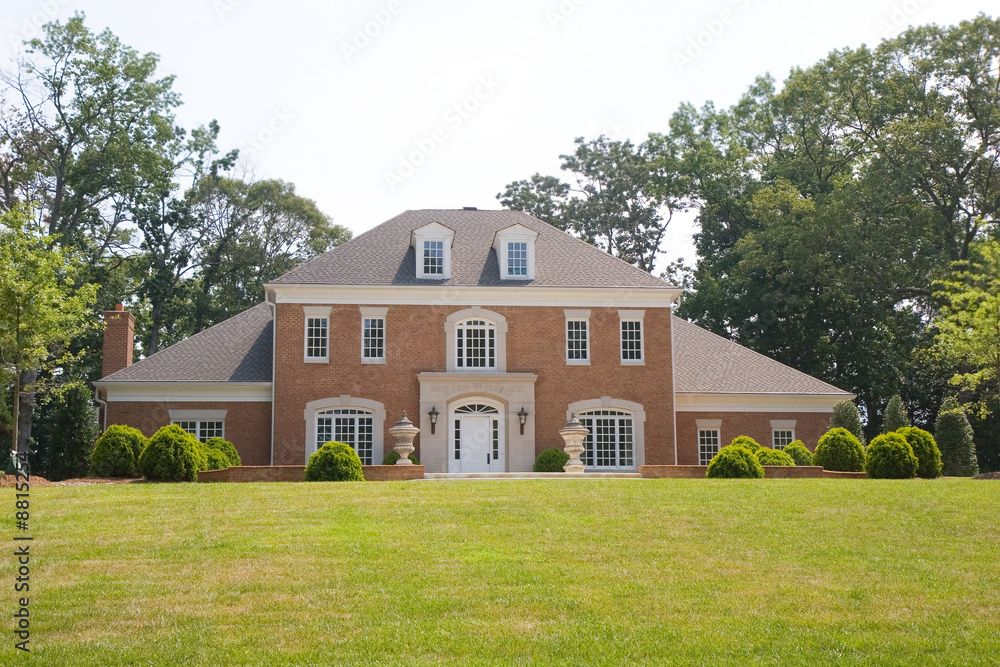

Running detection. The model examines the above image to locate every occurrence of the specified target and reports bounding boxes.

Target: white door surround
[450,401,504,473]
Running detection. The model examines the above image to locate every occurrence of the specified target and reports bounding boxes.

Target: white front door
[460,415,493,472]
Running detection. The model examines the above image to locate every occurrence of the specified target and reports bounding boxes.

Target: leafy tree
[32,381,99,480]
[0,208,97,453]
[935,397,979,476]
[830,400,866,447]
[882,394,910,433]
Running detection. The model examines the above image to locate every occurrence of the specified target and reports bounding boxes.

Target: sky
[2,0,993,271]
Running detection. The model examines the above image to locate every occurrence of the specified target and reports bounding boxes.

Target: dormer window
[411,222,454,280]
[492,223,537,281]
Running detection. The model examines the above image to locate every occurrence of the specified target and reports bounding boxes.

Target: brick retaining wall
[639,465,862,479]
[197,465,425,483]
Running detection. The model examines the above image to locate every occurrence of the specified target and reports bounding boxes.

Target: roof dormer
[411,222,455,280]
[492,223,538,281]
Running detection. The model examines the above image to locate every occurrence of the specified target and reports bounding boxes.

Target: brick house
[95,209,852,472]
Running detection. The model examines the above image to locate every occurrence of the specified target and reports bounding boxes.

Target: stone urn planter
[388,412,420,465]
[559,413,589,473]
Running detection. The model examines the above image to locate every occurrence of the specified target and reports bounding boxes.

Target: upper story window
[360,307,387,364]
[492,223,537,281]
[456,319,496,369]
[412,222,454,280]
[619,310,645,364]
[303,306,331,363]
[564,309,591,365]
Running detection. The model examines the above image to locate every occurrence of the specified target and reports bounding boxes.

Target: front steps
[421,472,642,480]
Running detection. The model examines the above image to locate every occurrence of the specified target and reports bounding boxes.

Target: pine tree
[830,400,866,447]
[881,394,910,433]
[935,397,979,477]
[32,383,100,481]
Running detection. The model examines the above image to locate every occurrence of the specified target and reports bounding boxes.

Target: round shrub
[90,424,148,477]
[205,437,241,467]
[533,448,570,472]
[757,447,795,466]
[138,425,207,482]
[729,436,761,452]
[895,427,942,479]
[706,445,765,479]
[783,441,813,466]
[382,450,419,465]
[865,432,918,479]
[305,441,364,482]
[813,428,865,472]
[203,448,231,471]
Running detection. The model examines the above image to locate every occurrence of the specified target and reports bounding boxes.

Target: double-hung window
[174,420,224,443]
[423,240,444,276]
[456,319,496,369]
[304,306,331,362]
[507,242,528,277]
[620,320,643,362]
[567,320,589,362]
[360,307,387,363]
[699,429,720,465]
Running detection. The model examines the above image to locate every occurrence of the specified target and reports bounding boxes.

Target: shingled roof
[672,316,852,396]
[99,303,272,383]
[268,209,675,289]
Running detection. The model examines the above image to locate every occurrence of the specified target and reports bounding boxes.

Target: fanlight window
[454,404,499,414]
[579,410,634,469]
[316,408,374,465]
[456,319,496,369]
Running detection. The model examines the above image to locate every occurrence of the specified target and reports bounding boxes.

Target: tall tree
[882,395,911,433]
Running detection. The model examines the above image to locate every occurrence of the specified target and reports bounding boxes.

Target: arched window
[578,409,635,469]
[456,319,496,370]
[316,408,375,465]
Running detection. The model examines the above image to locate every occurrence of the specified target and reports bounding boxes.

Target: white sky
[2,0,993,271]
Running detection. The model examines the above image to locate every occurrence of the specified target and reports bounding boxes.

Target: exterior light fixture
[428,406,439,434]
[518,406,529,435]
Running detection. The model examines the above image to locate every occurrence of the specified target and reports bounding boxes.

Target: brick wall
[273,303,676,467]
[196,465,425,482]
[105,401,272,466]
[640,465,838,479]
[675,411,832,466]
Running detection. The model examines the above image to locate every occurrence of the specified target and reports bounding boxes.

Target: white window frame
[492,224,538,281]
[412,222,454,280]
[444,307,508,373]
[564,309,591,365]
[169,409,227,443]
[360,307,387,364]
[697,418,722,466]
[567,398,646,469]
[619,310,645,365]
[303,306,331,363]
[698,429,720,465]
[771,420,797,450]
[303,396,386,465]
[455,319,497,370]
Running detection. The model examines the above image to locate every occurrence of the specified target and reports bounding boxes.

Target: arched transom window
[456,319,496,369]
[579,409,634,469]
[317,408,374,465]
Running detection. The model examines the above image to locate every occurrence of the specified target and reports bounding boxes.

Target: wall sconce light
[518,406,529,435]
[428,406,439,434]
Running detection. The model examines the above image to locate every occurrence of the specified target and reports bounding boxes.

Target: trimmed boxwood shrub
[90,425,148,477]
[935,398,979,476]
[305,441,364,482]
[382,450,419,465]
[830,400,866,447]
[205,437,241,467]
[203,447,231,471]
[757,447,795,466]
[729,436,761,452]
[138,425,207,482]
[533,448,570,472]
[865,432,918,479]
[706,445,765,478]
[895,427,942,479]
[783,441,813,466]
[813,428,865,472]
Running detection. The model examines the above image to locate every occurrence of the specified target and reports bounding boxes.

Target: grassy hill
[4,479,998,665]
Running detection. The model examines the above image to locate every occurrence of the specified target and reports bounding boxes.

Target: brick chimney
[102,304,135,378]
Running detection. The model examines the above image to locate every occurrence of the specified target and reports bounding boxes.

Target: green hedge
[813,428,865,472]
[783,441,813,466]
[305,442,364,482]
[865,432,918,479]
[706,445,765,478]
[90,424,148,478]
[533,448,570,472]
[757,448,795,466]
[382,450,419,465]
[204,437,241,467]
[729,436,761,452]
[895,427,942,479]
[138,425,206,482]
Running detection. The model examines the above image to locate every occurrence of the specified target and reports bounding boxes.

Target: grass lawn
[3,479,998,665]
